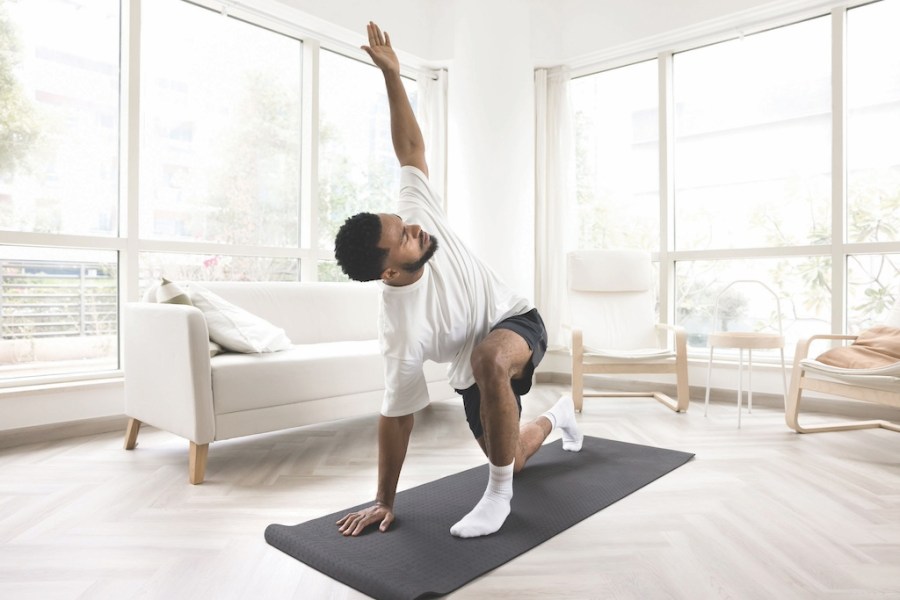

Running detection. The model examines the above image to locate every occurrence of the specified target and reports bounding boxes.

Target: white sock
[543,395,584,452]
[450,460,514,538]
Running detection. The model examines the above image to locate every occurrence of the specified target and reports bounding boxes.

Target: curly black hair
[334,212,388,282]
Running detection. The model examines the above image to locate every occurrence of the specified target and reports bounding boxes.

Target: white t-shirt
[379,166,532,417]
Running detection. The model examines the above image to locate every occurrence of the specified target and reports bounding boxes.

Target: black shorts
[455,308,548,439]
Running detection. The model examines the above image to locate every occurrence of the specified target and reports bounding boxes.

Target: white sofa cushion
[211,341,384,414]
[188,284,292,353]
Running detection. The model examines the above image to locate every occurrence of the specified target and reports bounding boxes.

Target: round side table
[704,331,788,428]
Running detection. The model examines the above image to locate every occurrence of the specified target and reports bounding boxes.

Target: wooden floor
[1,383,899,600]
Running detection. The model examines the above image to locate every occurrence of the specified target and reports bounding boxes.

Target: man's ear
[381,267,399,282]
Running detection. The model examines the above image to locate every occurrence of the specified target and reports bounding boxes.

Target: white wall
[554,0,792,60]
[0,380,123,430]
[443,0,535,299]
[275,0,428,52]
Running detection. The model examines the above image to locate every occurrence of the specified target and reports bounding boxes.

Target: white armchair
[567,250,690,413]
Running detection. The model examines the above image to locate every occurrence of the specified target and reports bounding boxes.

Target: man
[334,22,582,539]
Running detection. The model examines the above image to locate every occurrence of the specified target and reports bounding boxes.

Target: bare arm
[336,413,414,536]
[361,21,428,175]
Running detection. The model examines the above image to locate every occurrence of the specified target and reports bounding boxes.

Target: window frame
[570,1,900,361]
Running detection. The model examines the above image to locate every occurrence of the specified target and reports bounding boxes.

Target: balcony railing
[1,260,118,340]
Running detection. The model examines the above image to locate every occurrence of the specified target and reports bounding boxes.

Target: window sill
[0,373,124,396]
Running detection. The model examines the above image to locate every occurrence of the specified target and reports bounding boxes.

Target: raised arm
[361,21,428,175]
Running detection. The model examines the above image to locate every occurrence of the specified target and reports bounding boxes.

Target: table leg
[704,346,715,417]
[748,348,753,414]
[737,348,744,428]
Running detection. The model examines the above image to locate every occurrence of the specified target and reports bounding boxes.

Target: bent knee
[470,348,509,386]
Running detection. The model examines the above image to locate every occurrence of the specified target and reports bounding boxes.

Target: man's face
[377,213,438,277]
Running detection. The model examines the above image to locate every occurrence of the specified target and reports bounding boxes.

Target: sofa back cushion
[200,281,380,344]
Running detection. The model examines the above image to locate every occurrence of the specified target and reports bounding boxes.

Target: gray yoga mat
[265,436,694,600]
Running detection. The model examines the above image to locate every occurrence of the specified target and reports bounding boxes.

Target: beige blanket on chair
[817,326,900,369]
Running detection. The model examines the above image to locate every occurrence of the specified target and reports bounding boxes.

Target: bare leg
[515,417,553,471]
[451,329,533,538]
[478,364,522,468]
[476,416,553,473]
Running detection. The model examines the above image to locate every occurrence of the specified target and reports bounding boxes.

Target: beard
[402,235,439,274]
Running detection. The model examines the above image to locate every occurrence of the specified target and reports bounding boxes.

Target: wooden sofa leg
[124,418,141,450]
[572,330,585,413]
[189,442,209,485]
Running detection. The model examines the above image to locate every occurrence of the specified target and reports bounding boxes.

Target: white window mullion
[119,0,142,375]
[831,6,847,334]
[658,51,675,324]
[300,38,320,281]
[121,0,141,304]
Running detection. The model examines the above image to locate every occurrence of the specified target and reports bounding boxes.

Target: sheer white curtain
[535,67,576,350]
[418,68,448,205]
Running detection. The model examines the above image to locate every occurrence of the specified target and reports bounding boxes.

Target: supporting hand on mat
[336,502,394,536]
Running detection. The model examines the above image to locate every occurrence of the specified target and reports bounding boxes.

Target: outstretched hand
[361,21,399,74]
[336,502,395,536]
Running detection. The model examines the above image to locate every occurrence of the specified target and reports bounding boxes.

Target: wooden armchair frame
[571,323,691,414]
[785,334,900,433]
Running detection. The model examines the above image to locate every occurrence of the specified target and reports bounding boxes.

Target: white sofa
[123,281,452,484]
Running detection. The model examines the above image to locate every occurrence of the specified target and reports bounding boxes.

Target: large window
[317,50,417,281]
[847,0,900,245]
[673,16,832,353]
[0,0,424,383]
[571,60,659,252]
[1,0,120,380]
[673,17,831,252]
[0,0,120,237]
[138,0,303,291]
[845,0,900,330]
[573,1,900,358]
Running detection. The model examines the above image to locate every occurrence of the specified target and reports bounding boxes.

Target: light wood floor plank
[1,383,899,599]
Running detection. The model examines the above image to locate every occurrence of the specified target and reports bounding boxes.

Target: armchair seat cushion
[800,358,900,391]
[583,347,675,361]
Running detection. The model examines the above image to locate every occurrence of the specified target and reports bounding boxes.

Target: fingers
[367,21,380,46]
[336,510,375,536]
[379,513,394,532]
[366,21,389,47]
[336,507,394,536]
